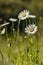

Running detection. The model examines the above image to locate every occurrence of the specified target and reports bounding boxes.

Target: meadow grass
[0,18,43,65]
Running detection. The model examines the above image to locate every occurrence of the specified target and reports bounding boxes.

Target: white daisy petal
[25,26,29,30]
[0,28,5,35]
[28,15,36,18]
[25,30,28,33]
[0,22,10,27]
[34,26,38,32]
[9,18,17,22]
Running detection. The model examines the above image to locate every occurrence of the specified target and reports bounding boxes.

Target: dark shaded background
[0,0,43,19]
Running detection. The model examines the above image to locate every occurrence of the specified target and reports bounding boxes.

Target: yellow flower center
[29,28,34,32]
[22,13,26,17]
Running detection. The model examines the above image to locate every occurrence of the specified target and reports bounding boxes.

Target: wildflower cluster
[0,10,38,35]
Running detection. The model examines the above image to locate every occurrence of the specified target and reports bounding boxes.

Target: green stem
[27,35,33,62]
[17,20,20,40]
[35,33,39,64]
[29,18,31,24]
[16,20,20,44]
[8,47,11,65]
[26,19,27,26]
[0,26,1,37]
[12,21,15,38]
[5,25,9,43]
[23,20,25,32]
[17,20,20,37]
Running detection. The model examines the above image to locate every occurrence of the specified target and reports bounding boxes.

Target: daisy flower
[9,18,17,22]
[18,10,30,20]
[0,22,10,27]
[0,28,5,35]
[25,24,38,34]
